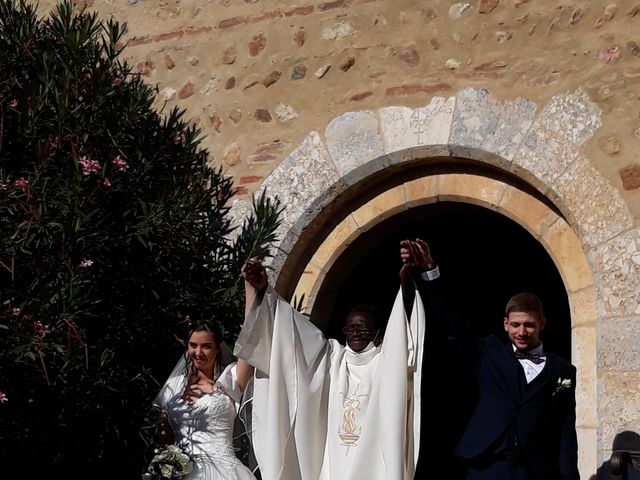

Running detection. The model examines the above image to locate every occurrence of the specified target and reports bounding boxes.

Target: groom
[402,239,579,480]
[235,257,424,480]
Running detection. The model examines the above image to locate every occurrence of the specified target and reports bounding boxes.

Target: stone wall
[38,0,640,215]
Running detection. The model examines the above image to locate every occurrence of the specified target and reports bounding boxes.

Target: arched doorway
[232,88,631,474]
[320,201,571,360]
[312,201,571,477]
[281,171,597,475]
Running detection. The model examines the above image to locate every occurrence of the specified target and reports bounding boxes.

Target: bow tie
[515,350,545,365]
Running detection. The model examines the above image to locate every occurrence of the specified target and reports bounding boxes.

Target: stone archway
[291,171,596,475]
[231,88,640,476]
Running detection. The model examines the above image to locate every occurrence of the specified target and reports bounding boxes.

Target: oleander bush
[0,1,280,477]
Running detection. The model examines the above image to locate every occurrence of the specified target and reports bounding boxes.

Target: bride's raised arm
[236,358,253,393]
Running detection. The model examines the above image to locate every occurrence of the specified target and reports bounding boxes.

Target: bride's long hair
[182,320,224,400]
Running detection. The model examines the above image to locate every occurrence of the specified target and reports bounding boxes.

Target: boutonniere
[553,377,572,397]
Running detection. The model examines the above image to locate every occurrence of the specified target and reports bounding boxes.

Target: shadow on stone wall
[592,431,640,480]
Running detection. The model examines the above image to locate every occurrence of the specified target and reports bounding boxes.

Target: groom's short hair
[505,292,544,320]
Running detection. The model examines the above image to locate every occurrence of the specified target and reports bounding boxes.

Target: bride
[153,320,255,479]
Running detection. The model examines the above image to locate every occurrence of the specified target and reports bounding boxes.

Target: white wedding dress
[160,363,256,480]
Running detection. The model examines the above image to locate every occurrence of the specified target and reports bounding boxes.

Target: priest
[234,256,425,480]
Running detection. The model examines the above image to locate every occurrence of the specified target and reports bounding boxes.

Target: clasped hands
[399,238,433,285]
[184,377,217,404]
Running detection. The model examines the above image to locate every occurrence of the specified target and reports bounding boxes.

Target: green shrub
[0,1,280,476]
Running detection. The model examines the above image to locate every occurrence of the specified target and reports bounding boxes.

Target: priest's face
[343,311,378,353]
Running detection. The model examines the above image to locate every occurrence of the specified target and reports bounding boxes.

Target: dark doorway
[312,201,571,479]
[315,201,570,359]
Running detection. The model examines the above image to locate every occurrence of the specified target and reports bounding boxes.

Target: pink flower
[174,131,187,146]
[103,178,111,187]
[112,77,122,87]
[12,307,20,316]
[78,156,102,176]
[0,391,7,404]
[15,177,29,190]
[111,155,129,172]
[9,99,17,108]
[79,259,93,268]
[34,321,50,338]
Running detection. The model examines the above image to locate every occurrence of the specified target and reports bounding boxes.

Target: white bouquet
[143,444,193,480]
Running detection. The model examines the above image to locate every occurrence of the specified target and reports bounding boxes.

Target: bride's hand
[185,380,215,403]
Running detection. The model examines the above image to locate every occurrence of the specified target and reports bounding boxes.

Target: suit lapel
[491,342,522,402]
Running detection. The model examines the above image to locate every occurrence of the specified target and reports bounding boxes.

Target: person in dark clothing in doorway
[401,239,579,480]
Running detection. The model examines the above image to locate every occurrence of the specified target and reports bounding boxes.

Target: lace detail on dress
[162,364,255,479]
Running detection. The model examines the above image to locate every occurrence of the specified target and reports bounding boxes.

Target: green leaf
[0,0,282,474]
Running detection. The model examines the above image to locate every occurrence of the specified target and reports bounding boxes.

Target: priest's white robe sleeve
[234,286,425,480]
[234,286,331,480]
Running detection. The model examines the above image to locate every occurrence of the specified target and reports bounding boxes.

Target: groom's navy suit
[455,336,579,480]
[417,272,579,480]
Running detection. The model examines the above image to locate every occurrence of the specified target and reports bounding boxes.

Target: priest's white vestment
[234,286,425,480]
